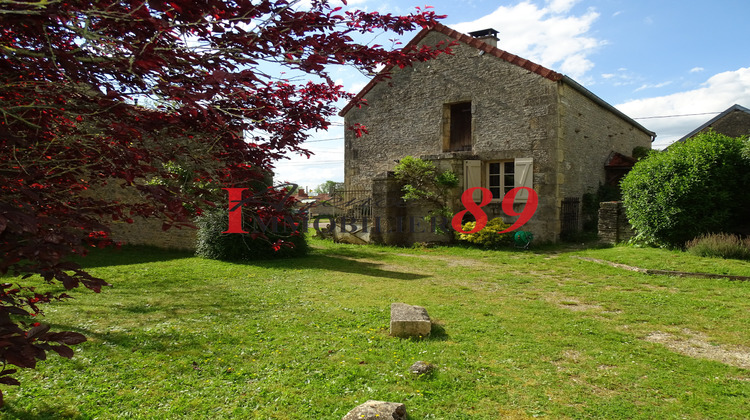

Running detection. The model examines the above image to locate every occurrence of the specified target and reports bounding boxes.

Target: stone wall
[557,83,653,202]
[598,201,634,244]
[343,31,560,191]
[109,217,197,251]
[368,173,452,245]
[343,28,652,243]
[344,30,562,242]
[89,180,197,251]
[691,108,750,139]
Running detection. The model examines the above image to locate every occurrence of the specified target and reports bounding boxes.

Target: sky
[273,0,750,192]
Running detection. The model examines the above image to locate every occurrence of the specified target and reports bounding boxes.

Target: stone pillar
[598,201,634,244]
[370,172,408,245]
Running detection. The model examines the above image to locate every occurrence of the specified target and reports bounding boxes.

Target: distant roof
[672,104,750,144]
[339,23,655,139]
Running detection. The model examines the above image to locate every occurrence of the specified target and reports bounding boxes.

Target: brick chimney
[468,28,499,48]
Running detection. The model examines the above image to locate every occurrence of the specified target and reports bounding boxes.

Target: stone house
[339,24,654,244]
[672,103,750,145]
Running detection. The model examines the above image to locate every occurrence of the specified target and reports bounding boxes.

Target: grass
[574,244,750,276]
[686,233,750,260]
[2,238,749,419]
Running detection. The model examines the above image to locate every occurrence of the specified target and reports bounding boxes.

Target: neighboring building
[294,189,336,217]
[340,23,654,243]
[672,104,750,144]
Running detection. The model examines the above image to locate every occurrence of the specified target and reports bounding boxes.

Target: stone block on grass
[342,400,406,420]
[409,360,436,375]
[390,302,431,338]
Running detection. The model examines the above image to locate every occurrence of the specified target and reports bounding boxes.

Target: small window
[465,158,533,204]
[486,160,515,200]
[443,102,472,152]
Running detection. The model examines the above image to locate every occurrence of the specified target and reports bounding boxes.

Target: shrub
[621,131,750,247]
[632,145,651,161]
[195,207,308,261]
[394,156,459,223]
[456,217,514,248]
[686,233,750,260]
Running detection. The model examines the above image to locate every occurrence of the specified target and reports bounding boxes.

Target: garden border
[573,256,750,282]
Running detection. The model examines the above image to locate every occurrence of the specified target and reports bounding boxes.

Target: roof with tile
[339,23,654,139]
[339,22,563,117]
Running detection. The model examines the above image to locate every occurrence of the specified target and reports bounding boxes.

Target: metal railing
[327,189,372,220]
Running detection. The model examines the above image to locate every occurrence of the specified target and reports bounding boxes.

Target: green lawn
[2,238,749,419]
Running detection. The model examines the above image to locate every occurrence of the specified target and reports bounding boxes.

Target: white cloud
[348,81,368,94]
[616,67,750,148]
[690,67,705,73]
[452,0,604,79]
[600,68,639,87]
[634,81,673,92]
[547,0,578,13]
[274,146,345,189]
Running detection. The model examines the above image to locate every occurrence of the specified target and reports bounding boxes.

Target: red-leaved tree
[0,0,451,403]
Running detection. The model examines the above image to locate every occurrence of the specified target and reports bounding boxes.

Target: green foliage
[686,233,750,260]
[313,180,339,195]
[393,156,459,223]
[146,161,227,215]
[456,217,514,248]
[435,170,460,189]
[195,208,307,261]
[582,184,622,233]
[621,131,750,247]
[631,146,651,161]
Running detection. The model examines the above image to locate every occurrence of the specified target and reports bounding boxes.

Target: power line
[278,160,344,166]
[633,111,722,120]
[305,137,344,143]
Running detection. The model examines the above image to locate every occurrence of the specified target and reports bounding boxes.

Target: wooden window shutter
[513,158,534,202]
[450,102,472,151]
[463,160,482,203]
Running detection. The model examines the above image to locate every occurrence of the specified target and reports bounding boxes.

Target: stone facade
[341,23,653,243]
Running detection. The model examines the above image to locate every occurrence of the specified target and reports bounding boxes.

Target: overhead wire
[633,111,722,120]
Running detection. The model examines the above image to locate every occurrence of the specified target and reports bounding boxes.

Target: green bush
[621,131,750,247]
[394,155,459,224]
[195,207,308,261]
[686,233,750,260]
[456,217,514,248]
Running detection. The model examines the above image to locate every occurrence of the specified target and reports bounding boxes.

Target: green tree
[621,131,750,247]
[314,180,339,195]
[0,0,449,399]
[394,156,459,222]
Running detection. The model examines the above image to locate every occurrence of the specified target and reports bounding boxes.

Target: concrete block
[390,303,431,338]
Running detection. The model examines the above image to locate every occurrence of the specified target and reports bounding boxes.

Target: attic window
[443,102,472,152]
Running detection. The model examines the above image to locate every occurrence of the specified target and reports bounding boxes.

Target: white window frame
[486,160,515,202]
[463,158,533,203]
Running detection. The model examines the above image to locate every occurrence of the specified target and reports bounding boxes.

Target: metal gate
[560,197,581,240]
